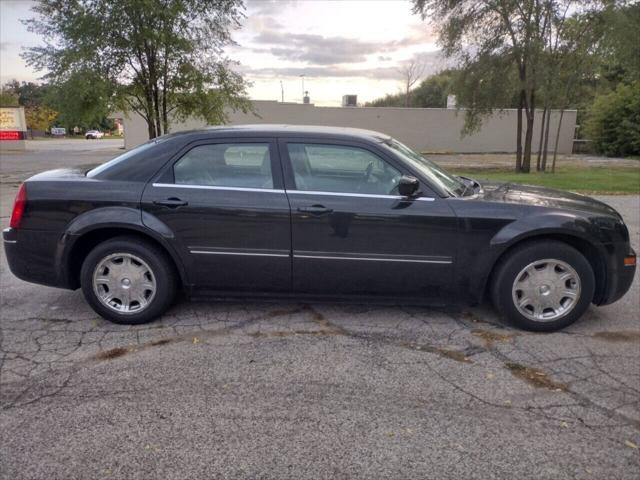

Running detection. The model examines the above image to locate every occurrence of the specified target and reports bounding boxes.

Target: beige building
[113,100,576,154]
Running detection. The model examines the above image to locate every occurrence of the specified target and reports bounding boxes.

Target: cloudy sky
[0,0,446,106]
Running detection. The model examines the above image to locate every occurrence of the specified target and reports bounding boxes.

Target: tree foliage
[23,0,251,139]
[412,0,607,172]
[0,89,20,107]
[44,70,115,130]
[366,70,456,108]
[585,82,640,157]
[24,105,59,131]
[1,80,59,130]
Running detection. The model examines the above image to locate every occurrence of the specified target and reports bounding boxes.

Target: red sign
[0,131,24,141]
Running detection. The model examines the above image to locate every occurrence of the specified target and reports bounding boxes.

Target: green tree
[585,82,640,157]
[44,70,114,131]
[0,88,20,107]
[412,0,605,172]
[24,105,59,131]
[366,70,456,108]
[23,0,251,140]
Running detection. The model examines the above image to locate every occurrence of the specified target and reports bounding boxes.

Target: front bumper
[597,246,636,306]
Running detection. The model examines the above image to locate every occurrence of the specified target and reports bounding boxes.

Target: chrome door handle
[154,198,188,208]
[298,205,333,215]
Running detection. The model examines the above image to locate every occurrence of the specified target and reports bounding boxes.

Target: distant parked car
[85,130,104,139]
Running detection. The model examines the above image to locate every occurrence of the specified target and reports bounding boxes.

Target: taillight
[9,183,27,229]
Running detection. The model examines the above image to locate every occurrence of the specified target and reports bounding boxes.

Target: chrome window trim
[294,254,452,264]
[152,183,285,193]
[151,184,435,201]
[287,190,435,201]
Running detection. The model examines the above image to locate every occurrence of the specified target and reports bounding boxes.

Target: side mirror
[398,175,420,197]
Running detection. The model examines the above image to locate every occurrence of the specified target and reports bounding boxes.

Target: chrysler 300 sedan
[3,125,636,331]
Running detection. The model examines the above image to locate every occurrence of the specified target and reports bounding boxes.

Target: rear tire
[491,240,595,332]
[80,236,177,324]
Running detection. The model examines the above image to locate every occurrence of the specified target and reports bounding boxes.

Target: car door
[141,138,292,292]
[279,138,458,300]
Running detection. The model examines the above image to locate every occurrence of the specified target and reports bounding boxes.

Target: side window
[174,143,273,189]
[287,143,402,195]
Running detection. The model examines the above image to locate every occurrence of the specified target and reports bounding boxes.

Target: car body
[85,130,104,139]
[3,125,636,330]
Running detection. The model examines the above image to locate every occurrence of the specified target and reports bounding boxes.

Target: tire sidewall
[493,242,595,332]
[80,237,176,324]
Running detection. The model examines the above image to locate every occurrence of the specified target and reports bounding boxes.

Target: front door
[141,139,291,292]
[279,139,458,300]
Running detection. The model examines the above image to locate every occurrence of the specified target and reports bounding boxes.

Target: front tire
[80,236,177,324]
[491,241,595,332]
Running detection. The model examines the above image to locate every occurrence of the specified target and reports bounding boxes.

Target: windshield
[86,138,165,177]
[382,138,468,197]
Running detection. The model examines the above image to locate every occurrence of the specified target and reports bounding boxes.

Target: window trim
[277,137,439,199]
[152,137,284,190]
[278,137,418,198]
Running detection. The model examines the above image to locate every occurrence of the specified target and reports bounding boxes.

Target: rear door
[141,138,292,292]
[279,138,458,300]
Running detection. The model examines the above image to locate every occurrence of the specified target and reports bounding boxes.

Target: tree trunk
[551,108,565,173]
[162,87,169,134]
[153,84,162,136]
[522,90,536,173]
[516,90,525,172]
[145,91,156,139]
[536,106,547,171]
[541,108,552,171]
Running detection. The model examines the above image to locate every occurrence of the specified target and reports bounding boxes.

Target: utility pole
[299,74,305,103]
[280,80,284,102]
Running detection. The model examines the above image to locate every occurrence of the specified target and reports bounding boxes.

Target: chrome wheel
[511,258,581,322]
[92,253,156,314]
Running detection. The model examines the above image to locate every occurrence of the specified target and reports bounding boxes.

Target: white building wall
[115,100,576,154]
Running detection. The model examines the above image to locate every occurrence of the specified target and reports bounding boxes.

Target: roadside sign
[0,107,27,140]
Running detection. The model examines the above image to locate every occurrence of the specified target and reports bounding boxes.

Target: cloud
[236,51,449,80]
[252,32,386,64]
[251,30,437,65]
[245,0,295,16]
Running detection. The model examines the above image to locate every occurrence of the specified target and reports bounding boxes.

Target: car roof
[163,124,391,143]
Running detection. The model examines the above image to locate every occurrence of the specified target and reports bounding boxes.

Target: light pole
[299,74,305,103]
[280,80,284,102]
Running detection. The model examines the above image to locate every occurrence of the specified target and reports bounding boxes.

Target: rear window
[87,138,167,178]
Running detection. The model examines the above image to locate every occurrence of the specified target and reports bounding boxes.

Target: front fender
[464,212,610,303]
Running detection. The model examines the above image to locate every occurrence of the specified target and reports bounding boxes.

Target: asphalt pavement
[1,139,638,479]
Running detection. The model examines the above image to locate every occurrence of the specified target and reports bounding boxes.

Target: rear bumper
[597,246,636,306]
[3,227,73,289]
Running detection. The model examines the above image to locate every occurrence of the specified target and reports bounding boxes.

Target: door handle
[298,205,333,215]
[153,197,188,208]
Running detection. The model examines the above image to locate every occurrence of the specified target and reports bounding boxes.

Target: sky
[0,0,448,106]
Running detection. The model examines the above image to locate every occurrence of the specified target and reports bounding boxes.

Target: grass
[449,166,640,194]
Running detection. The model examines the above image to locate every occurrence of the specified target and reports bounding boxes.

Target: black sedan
[3,125,636,331]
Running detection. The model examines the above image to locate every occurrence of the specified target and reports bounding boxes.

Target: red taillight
[9,183,27,229]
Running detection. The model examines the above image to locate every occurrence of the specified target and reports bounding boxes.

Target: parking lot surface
[1,140,639,479]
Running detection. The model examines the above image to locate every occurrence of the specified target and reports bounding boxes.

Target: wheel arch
[483,232,607,304]
[62,224,188,290]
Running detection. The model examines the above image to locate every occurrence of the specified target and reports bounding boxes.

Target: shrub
[585,82,640,157]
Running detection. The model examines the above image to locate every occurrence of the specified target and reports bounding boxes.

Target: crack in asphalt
[1,300,639,459]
